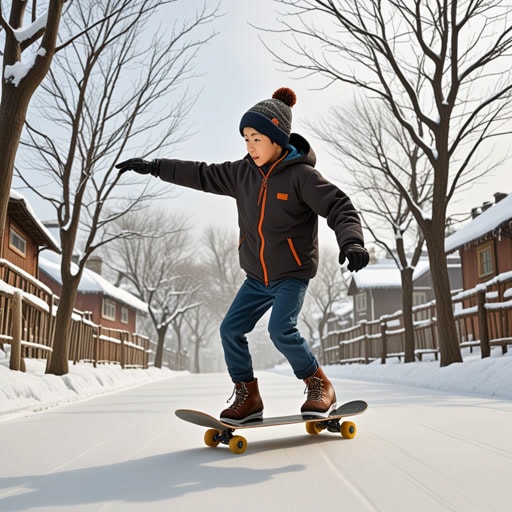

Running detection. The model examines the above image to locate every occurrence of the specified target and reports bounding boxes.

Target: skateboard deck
[175,399,367,454]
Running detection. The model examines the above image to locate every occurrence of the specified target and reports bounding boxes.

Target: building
[2,190,60,277]
[445,192,512,290]
[39,254,147,333]
[348,257,462,323]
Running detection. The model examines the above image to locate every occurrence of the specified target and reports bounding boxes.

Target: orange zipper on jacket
[257,151,288,286]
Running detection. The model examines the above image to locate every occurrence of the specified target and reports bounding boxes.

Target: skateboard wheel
[305,421,324,435]
[204,429,221,447]
[229,435,248,454]
[340,421,357,439]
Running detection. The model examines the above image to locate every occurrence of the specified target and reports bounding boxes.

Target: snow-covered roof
[349,259,431,290]
[9,189,60,253]
[445,193,512,253]
[39,256,148,313]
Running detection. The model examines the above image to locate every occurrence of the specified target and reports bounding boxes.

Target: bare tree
[15,0,218,374]
[201,226,245,320]
[315,100,431,362]
[103,208,202,369]
[0,1,172,251]
[269,0,512,366]
[0,0,68,253]
[300,246,350,359]
[182,264,218,373]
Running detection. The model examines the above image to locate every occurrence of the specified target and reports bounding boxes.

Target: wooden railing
[0,259,186,370]
[322,272,512,365]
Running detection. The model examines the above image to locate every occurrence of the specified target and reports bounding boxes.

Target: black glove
[115,158,160,176]
[339,243,369,272]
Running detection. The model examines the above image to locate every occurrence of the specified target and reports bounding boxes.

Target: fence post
[477,289,490,358]
[93,327,99,368]
[361,321,369,364]
[380,321,387,364]
[430,304,438,355]
[120,332,125,369]
[10,291,24,372]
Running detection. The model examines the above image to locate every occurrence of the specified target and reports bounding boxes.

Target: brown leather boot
[220,378,264,424]
[301,367,337,417]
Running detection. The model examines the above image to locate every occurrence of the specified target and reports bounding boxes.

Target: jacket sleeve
[158,158,241,197]
[301,168,365,250]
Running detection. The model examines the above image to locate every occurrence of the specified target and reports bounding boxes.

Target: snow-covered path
[1,371,511,512]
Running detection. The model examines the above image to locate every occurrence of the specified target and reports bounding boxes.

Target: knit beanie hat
[239,87,297,147]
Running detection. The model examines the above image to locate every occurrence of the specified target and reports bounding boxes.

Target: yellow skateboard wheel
[229,435,248,454]
[204,429,221,447]
[340,421,357,439]
[305,421,324,435]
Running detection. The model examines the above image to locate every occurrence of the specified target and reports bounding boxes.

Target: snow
[3,345,512,421]
[9,189,59,251]
[3,11,49,87]
[4,52,38,87]
[445,192,512,252]
[39,255,148,313]
[12,10,48,43]
[1,347,512,511]
[0,356,175,421]
[350,259,431,289]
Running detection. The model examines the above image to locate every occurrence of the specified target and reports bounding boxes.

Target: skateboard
[175,399,368,454]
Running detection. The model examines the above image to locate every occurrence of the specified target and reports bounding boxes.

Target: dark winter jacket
[158,133,364,285]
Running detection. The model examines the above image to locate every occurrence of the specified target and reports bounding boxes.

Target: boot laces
[226,383,249,411]
[304,376,323,401]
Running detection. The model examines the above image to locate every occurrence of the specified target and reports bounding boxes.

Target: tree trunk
[0,89,30,253]
[0,0,66,249]
[193,337,200,373]
[424,230,462,367]
[46,276,80,375]
[400,267,415,363]
[154,329,166,369]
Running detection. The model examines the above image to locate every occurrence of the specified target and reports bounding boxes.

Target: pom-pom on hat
[239,87,297,147]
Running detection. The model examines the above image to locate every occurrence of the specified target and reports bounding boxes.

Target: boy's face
[243,127,283,167]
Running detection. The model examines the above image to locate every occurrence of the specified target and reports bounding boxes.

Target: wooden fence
[0,259,185,370]
[3,258,511,370]
[322,272,512,365]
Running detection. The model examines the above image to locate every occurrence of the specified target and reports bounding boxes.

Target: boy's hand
[339,243,369,272]
[115,158,159,176]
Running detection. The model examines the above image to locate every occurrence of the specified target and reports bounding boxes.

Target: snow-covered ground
[2,347,512,511]
[2,347,512,420]
[0,353,178,422]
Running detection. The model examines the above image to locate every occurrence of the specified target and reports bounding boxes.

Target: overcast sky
[154,0,512,249]
[12,0,512,254]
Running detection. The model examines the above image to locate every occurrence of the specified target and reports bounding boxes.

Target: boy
[116,87,369,423]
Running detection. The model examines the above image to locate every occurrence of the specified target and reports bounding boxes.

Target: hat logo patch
[271,117,279,126]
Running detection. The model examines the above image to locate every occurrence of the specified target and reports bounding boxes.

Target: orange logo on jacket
[276,192,288,201]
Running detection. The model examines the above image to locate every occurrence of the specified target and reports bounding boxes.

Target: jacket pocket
[287,238,302,267]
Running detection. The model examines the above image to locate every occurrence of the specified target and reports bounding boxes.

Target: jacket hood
[288,133,316,167]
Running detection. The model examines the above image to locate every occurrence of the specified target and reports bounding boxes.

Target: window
[102,298,116,321]
[356,292,367,312]
[413,292,428,321]
[413,292,427,307]
[9,227,26,257]
[477,243,494,278]
[120,306,129,325]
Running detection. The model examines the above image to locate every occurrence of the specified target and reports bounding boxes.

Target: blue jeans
[220,277,318,383]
